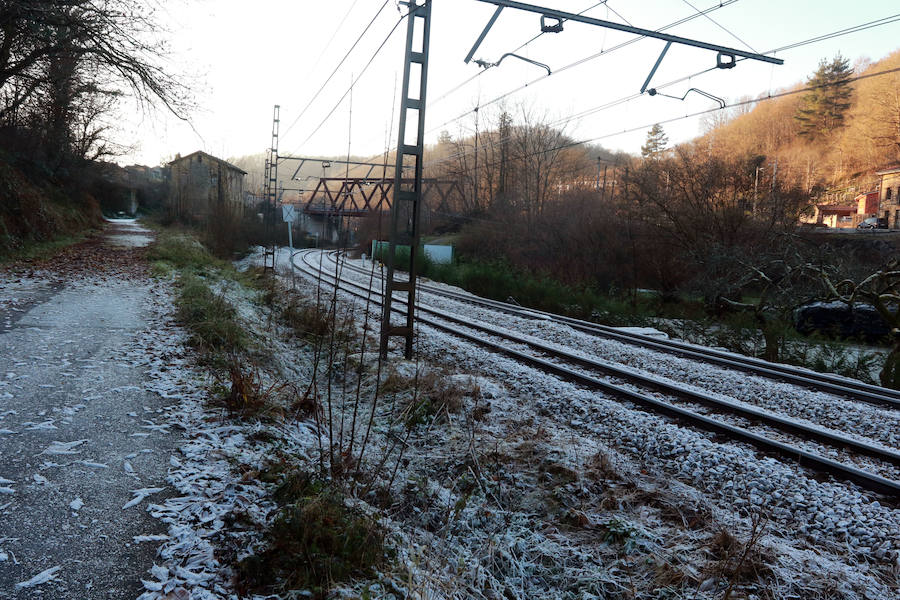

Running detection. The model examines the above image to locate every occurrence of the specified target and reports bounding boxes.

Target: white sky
[116,0,900,167]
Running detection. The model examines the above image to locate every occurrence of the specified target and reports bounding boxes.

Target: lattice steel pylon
[380,0,431,359]
[263,105,280,271]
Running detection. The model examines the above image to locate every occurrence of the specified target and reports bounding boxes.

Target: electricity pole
[380,0,432,359]
[374,0,781,360]
[263,105,280,271]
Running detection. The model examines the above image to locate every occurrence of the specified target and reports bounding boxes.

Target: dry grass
[236,474,388,600]
[706,513,774,599]
[377,368,480,428]
[213,360,313,420]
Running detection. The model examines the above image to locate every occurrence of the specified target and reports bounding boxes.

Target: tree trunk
[880,345,900,390]
[758,314,780,363]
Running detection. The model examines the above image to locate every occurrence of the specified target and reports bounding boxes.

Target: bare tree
[816,259,900,389]
[508,107,570,228]
[1,0,191,163]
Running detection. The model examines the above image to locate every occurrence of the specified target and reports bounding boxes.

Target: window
[888,187,894,201]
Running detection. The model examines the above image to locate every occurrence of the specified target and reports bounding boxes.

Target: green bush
[148,232,222,271]
[420,257,611,320]
[175,273,247,356]
[237,480,387,599]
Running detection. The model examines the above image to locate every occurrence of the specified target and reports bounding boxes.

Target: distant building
[243,190,265,210]
[875,167,900,228]
[167,151,246,222]
[855,191,879,216]
[811,204,857,228]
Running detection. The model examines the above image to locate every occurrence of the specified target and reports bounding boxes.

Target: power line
[422,12,900,171]
[324,0,738,170]
[679,0,756,53]
[425,0,740,136]
[306,0,362,85]
[292,14,408,153]
[767,13,900,53]
[281,0,392,141]
[428,0,613,108]
[431,65,900,175]
[549,12,900,129]
[563,64,900,155]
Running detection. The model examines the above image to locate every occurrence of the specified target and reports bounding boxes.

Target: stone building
[167,151,247,223]
[875,167,900,228]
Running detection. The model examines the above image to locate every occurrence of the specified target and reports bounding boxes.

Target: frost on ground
[125,246,898,600]
[0,221,180,599]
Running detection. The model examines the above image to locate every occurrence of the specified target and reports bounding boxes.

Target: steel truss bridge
[302,177,464,218]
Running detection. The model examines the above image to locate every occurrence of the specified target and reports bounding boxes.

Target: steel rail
[334,253,900,409]
[293,250,900,497]
[424,285,900,407]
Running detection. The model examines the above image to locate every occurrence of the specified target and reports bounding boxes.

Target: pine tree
[641,123,669,159]
[795,54,854,139]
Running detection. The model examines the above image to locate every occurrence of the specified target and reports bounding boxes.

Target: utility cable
[767,13,900,53]
[423,12,900,171]
[425,0,740,135]
[548,12,900,128]
[429,0,612,108]
[293,14,407,153]
[281,0,392,141]
[306,0,362,85]
[357,0,738,162]
[430,65,900,175]
[679,0,757,53]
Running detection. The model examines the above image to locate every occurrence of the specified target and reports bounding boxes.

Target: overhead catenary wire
[289,4,900,185]
[546,11,900,128]
[306,0,363,86]
[346,0,740,170]
[679,0,757,53]
[281,0,393,141]
[425,0,614,108]
[425,0,741,136]
[291,14,408,154]
[427,65,900,176]
[422,12,900,172]
[427,3,899,143]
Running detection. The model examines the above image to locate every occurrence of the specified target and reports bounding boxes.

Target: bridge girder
[302,177,464,218]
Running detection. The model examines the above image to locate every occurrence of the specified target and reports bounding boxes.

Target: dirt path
[0,221,176,598]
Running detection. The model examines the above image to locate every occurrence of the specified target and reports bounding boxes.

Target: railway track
[293,249,900,498]
[333,251,900,410]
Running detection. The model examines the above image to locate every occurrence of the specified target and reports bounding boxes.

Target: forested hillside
[702,50,900,201]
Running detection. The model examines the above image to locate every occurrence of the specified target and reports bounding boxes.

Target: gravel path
[0,221,177,599]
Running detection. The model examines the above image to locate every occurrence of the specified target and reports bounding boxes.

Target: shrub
[237,481,388,599]
[216,360,297,419]
[148,232,221,271]
[175,273,247,356]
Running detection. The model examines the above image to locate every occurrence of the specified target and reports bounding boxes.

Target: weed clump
[281,298,333,341]
[176,273,247,357]
[382,370,477,428]
[237,476,388,599]
[148,232,221,271]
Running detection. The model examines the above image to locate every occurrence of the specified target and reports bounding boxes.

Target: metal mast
[380,0,432,359]
[263,104,280,271]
